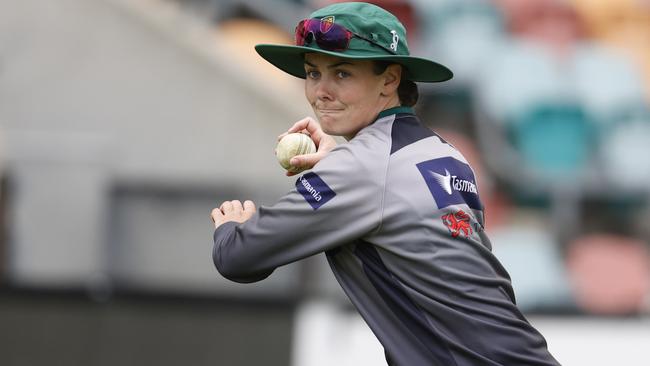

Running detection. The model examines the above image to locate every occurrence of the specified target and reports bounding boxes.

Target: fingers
[221,200,244,216]
[231,200,243,214]
[290,153,320,169]
[288,116,316,134]
[316,134,337,153]
[220,201,232,214]
[212,200,256,228]
[288,134,336,172]
[211,207,225,228]
[211,207,224,222]
[278,117,321,141]
[243,200,256,212]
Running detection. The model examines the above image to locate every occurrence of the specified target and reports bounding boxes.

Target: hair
[373,61,419,107]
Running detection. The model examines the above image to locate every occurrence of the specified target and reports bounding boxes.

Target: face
[303,53,401,139]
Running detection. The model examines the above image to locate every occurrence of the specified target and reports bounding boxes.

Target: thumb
[290,153,320,169]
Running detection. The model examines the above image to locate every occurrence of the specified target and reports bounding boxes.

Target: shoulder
[311,126,391,188]
[384,114,469,168]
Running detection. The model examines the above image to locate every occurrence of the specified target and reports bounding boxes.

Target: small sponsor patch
[416,157,482,210]
[320,16,335,33]
[442,210,473,238]
[296,172,336,210]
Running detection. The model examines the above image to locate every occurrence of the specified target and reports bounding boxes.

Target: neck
[381,95,401,111]
[344,97,402,141]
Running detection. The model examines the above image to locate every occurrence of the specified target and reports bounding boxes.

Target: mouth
[317,108,344,114]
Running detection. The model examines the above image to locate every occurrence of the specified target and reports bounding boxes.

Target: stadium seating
[569,0,649,38]
[495,0,584,56]
[599,109,650,190]
[508,103,594,178]
[570,43,647,123]
[599,22,650,104]
[415,0,506,87]
[490,222,575,312]
[566,234,650,315]
[474,39,569,123]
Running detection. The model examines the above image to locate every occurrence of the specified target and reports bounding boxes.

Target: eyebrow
[304,60,355,68]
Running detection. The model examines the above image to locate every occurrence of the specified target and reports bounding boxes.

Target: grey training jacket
[213,106,560,366]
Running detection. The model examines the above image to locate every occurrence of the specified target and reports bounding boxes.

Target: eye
[336,70,351,79]
[306,70,320,79]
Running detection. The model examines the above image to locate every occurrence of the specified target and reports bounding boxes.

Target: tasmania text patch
[416,157,482,210]
[296,172,336,210]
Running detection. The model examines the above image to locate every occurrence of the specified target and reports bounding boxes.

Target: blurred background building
[0,0,649,365]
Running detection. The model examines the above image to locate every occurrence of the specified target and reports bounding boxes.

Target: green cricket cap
[254,2,453,82]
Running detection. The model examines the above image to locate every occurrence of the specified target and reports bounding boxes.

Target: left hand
[211,200,256,229]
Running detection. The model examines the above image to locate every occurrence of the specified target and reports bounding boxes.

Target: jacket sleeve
[213,141,386,283]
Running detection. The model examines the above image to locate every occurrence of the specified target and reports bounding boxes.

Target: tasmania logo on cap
[416,157,482,210]
[320,16,335,33]
[296,172,336,210]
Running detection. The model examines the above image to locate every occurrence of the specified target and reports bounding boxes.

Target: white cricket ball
[276,133,316,173]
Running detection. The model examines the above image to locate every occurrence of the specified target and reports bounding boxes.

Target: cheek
[343,85,377,113]
[338,84,365,108]
[350,77,380,100]
[304,82,315,103]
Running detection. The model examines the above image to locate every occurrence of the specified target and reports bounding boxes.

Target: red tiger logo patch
[441,210,473,238]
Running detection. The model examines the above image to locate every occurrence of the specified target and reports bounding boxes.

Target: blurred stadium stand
[1,0,649,365]
[567,234,650,315]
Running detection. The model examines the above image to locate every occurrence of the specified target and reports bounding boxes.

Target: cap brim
[255,44,453,83]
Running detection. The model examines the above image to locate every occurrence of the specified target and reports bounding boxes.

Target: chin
[317,115,337,133]
[320,124,339,136]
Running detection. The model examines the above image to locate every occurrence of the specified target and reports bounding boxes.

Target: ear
[380,64,402,96]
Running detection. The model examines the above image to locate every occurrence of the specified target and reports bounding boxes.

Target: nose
[315,76,334,101]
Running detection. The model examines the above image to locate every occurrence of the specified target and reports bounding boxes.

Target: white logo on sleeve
[430,169,452,194]
[390,30,399,52]
[417,157,482,210]
[430,169,477,195]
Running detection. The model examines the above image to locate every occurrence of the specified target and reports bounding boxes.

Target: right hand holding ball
[276,133,316,173]
[276,117,337,176]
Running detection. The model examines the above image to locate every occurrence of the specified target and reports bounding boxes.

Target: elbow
[214,259,272,284]
[213,245,272,284]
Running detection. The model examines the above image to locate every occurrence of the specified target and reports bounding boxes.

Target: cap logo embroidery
[320,16,335,33]
[390,30,399,52]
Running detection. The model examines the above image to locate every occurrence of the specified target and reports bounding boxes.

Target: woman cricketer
[210,2,561,365]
